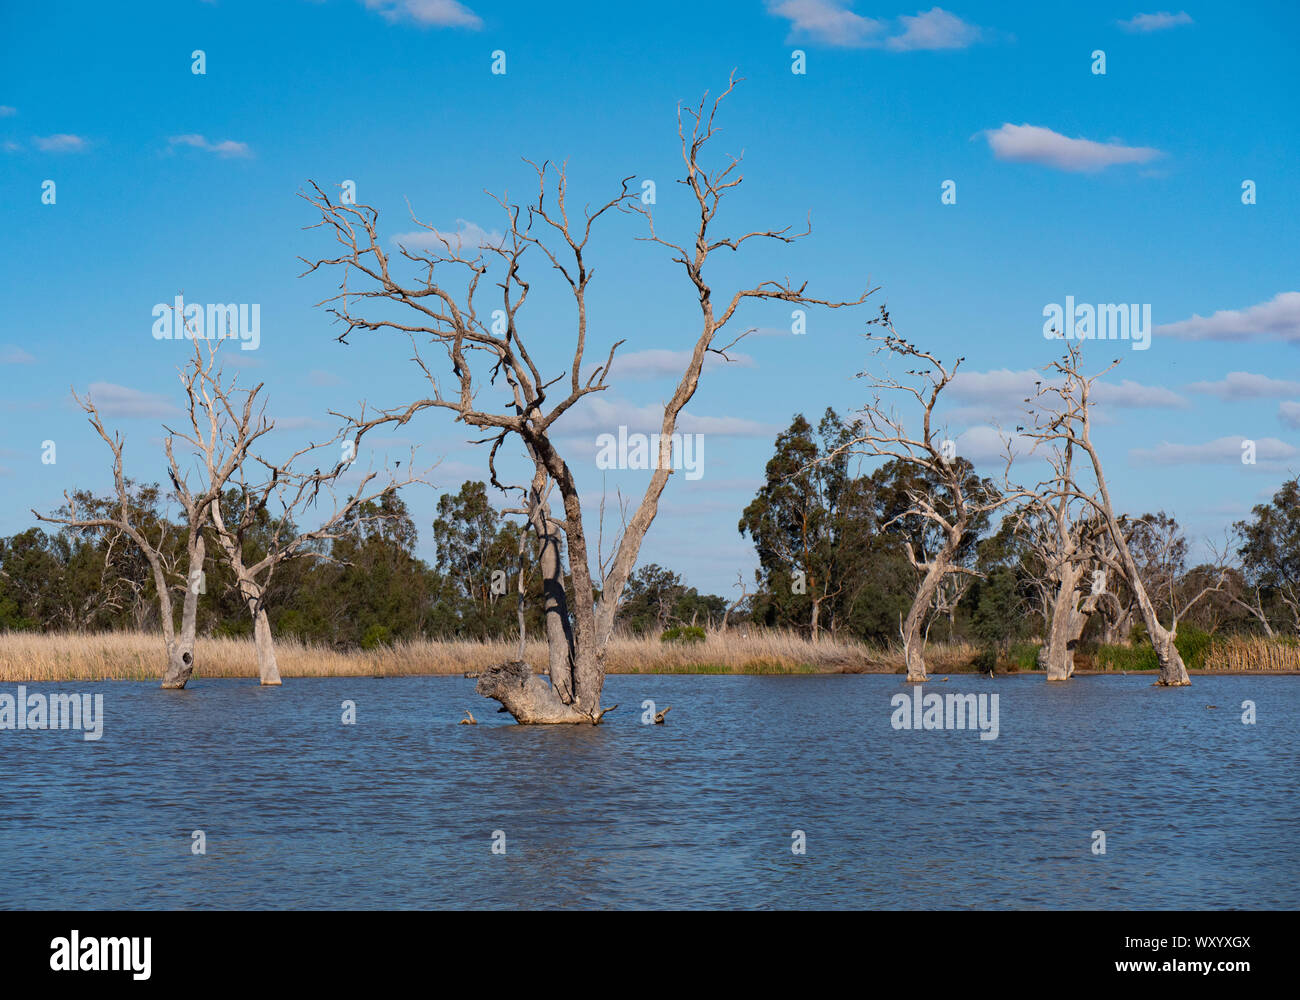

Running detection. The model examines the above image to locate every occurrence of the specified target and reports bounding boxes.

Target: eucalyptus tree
[1234,476,1300,635]
[176,337,425,685]
[35,391,216,688]
[828,316,1023,682]
[1025,341,1224,685]
[301,74,872,722]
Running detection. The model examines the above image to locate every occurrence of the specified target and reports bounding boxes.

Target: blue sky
[2,0,1297,597]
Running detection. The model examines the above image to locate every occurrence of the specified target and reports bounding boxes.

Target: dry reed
[0,629,956,682]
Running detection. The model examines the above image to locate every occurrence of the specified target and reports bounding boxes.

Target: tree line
[739,406,1300,659]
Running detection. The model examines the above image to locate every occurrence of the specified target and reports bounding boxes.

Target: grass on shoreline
[0,630,1294,683]
[0,629,962,682]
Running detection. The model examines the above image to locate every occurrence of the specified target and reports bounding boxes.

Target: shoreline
[1,666,1296,683]
[2,631,1296,682]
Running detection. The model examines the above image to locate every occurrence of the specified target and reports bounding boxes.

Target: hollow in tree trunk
[161,535,205,689]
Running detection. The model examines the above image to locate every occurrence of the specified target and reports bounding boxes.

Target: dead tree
[923,572,971,644]
[1014,437,1106,680]
[300,73,872,722]
[172,335,426,685]
[35,392,215,688]
[829,319,1024,682]
[721,571,749,633]
[1026,342,1224,685]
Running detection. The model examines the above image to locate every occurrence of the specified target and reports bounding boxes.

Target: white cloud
[1185,372,1300,400]
[1280,402,1300,429]
[362,0,482,29]
[953,424,1033,464]
[1118,11,1193,33]
[168,134,253,158]
[767,0,885,47]
[392,219,503,252]
[274,416,331,431]
[34,134,88,153]
[888,7,982,50]
[84,383,179,419]
[306,370,344,387]
[1130,436,1298,465]
[1156,292,1300,343]
[946,368,1187,416]
[0,106,16,117]
[981,123,1162,172]
[599,348,757,382]
[1,346,36,364]
[1093,379,1188,408]
[768,2,981,50]
[553,396,776,438]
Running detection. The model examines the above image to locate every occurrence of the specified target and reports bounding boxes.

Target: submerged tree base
[476,660,616,725]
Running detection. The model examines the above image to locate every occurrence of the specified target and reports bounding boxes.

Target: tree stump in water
[476,660,616,725]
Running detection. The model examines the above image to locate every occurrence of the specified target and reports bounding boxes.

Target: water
[1,674,1296,909]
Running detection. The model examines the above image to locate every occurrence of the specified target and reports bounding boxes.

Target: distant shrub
[1096,626,1213,672]
[361,623,392,650]
[1010,642,1041,672]
[1175,627,1213,669]
[661,625,706,644]
[971,647,997,674]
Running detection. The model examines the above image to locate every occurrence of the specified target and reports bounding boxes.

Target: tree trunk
[161,534,204,689]
[1040,563,1085,681]
[903,558,947,683]
[1079,426,1191,686]
[553,472,606,717]
[1105,533,1191,685]
[162,638,196,689]
[476,660,612,724]
[528,497,576,703]
[1149,622,1189,685]
[1101,599,1134,645]
[253,606,282,686]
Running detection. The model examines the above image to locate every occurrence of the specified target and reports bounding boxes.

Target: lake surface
[1,674,1296,909]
